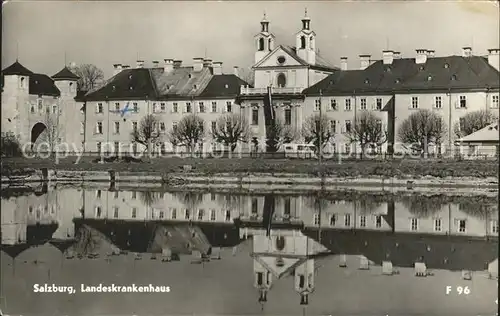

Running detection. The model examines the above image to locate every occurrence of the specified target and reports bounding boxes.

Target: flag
[263,85,275,126]
[120,102,131,117]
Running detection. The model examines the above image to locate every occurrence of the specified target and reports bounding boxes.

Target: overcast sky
[2,1,499,78]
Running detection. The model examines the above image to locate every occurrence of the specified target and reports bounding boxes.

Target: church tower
[254,13,276,64]
[295,9,316,65]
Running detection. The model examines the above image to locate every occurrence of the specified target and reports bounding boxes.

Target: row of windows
[314,98,384,112]
[93,119,230,135]
[95,101,233,114]
[410,218,471,232]
[94,206,232,222]
[313,214,383,228]
[30,102,58,114]
[96,190,230,202]
[411,95,499,109]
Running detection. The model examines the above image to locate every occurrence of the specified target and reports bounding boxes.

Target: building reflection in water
[0,185,498,313]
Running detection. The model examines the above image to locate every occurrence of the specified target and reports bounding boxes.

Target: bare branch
[130,114,162,152]
[265,119,298,152]
[71,64,104,92]
[347,111,387,156]
[397,109,446,154]
[211,113,250,152]
[454,109,498,138]
[167,114,206,152]
[301,114,334,153]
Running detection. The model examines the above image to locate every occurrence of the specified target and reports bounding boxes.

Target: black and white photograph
[1,1,499,315]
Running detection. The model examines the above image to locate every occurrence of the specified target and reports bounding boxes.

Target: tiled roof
[83,66,251,101]
[198,74,249,98]
[84,68,157,101]
[304,55,500,96]
[459,123,499,143]
[52,66,79,80]
[30,73,60,96]
[2,60,33,76]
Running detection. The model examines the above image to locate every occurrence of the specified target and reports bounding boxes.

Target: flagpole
[318,89,323,166]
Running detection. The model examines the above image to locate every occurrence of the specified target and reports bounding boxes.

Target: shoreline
[1,168,498,189]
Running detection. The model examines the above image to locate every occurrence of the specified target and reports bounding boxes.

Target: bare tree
[397,109,446,155]
[238,67,255,86]
[71,64,104,92]
[167,114,205,153]
[266,119,298,152]
[454,110,498,138]
[347,112,387,158]
[211,113,250,152]
[301,114,334,154]
[36,107,61,158]
[131,114,162,158]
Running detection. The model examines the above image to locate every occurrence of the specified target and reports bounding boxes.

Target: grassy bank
[2,156,498,178]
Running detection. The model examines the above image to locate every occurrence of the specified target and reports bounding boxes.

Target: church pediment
[253,45,307,68]
[254,255,306,279]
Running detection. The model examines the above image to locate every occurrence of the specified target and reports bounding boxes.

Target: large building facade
[2,12,499,155]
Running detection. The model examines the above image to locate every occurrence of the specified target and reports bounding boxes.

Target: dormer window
[395,79,401,84]
[427,75,432,81]
[128,74,133,79]
[451,75,457,81]
[385,67,391,72]
[444,63,449,69]
[129,86,133,90]
[112,85,116,91]
[419,66,425,71]
[224,84,229,89]
[193,84,198,89]
[364,79,370,84]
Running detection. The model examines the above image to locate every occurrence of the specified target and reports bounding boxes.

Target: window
[96,206,102,218]
[97,142,102,154]
[132,191,137,199]
[114,191,119,199]
[97,103,103,113]
[152,103,157,113]
[199,102,205,113]
[133,103,138,113]
[132,121,138,132]
[96,122,103,134]
[226,101,232,113]
[210,210,216,221]
[252,108,259,125]
[198,209,205,221]
[114,121,120,134]
[225,210,231,222]
[410,218,418,231]
[96,190,102,199]
[459,95,467,108]
[360,216,366,227]
[345,99,351,111]
[211,121,217,133]
[492,95,499,109]
[285,108,292,125]
[172,122,178,131]
[411,97,418,109]
[360,98,367,110]
[211,102,217,113]
[344,143,351,154]
[251,198,258,215]
[329,214,337,226]
[345,120,352,133]
[46,105,50,114]
[491,220,498,233]
[375,215,382,228]
[435,96,442,109]
[313,213,320,225]
[186,102,192,113]
[132,208,137,218]
[113,207,119,218]
[159,211,164,219]
[199,122,204,133]
[376,98,383,110]
[52,105,57,114]
[114,142,120,153]
[344,214,351,227]
[20,77,25,88]
[277,73,286,87]
[160,103,166,112]
[185,209,190,220]
[114,103,120,111]
[171,208,177,219]
[31,105,35,113]
[160,122,166,132]
[258,37,265,51]
[434,218,442,232]
[315,99,320,111]
[330,99,337,111]
[457,219,466,232]
[330,120,336,133]
[172,102,178,113]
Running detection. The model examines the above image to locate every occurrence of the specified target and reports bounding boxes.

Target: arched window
[20,77,25,88]
[309,37,314,50]
[268,38,272,51]
[69,82,74,92]
[258,38,265,51]
[300,36,306,49]
[277,73,286,88]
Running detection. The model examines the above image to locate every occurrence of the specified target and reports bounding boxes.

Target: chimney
[203,58,213,68]
[415,49,427,64]
[233,66,239,77]
[122,65,130,70]
[340,57,348,71]
[427,50,435,58]
[136,60,144,68]
[152,60,159,68]
[382,50,394,65]
[212,62,223,75]
[487,48,500,71]
[173,60,182,69]
[359,55,371,70]
[193,57,204,71]
[113,63,122,76]
[393,51,401,59]
[462,47,473,57]
[164,59,174,73]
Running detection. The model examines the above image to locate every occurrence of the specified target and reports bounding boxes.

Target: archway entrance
[31,122,47,146]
